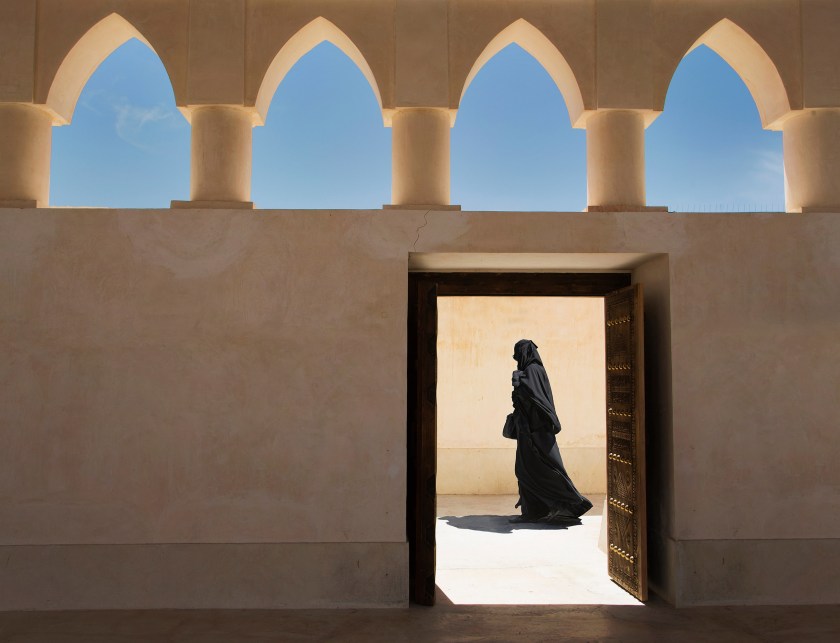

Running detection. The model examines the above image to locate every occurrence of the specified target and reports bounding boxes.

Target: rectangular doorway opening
[408,272,650,606]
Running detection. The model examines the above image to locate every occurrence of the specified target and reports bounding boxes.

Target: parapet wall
[1,206,839,608]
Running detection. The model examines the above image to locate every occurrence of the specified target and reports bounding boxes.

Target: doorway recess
[407,272,648,605]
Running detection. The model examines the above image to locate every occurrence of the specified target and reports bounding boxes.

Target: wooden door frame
[407,272,632,606]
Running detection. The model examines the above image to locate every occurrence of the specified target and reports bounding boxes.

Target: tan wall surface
[245,0,395,116]
[7,0,838,122]
[35,0,190,116]
[0,0,37,102]
[2,0,840,610]
[2,207,839,607]
[437,297,606,495]
[0,209,412,546]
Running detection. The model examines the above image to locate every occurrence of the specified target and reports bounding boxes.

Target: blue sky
[51,39,785,212]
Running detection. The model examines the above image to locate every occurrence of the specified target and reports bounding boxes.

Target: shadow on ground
[439,514,582,533]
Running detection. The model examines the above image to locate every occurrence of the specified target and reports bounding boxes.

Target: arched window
[49,17,188,208]
[452,37,586,212]
[252,22,389,209]
[647,22,787,212]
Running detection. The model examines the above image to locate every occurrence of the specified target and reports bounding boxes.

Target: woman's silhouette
[507,339,593,523]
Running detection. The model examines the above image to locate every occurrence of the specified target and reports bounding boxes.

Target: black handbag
[502,412,518,439]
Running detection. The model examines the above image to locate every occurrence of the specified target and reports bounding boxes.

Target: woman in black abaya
[506,339,593,523]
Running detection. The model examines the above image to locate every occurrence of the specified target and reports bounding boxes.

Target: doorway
[407,273,647,606]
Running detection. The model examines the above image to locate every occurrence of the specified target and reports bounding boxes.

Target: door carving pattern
[605,284,647,601]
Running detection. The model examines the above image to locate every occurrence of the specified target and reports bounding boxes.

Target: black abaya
[509,340,593,521]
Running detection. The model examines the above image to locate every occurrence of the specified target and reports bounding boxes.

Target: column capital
[178,104,262,127]
[578,108,663,131]
[385,106,456,129]
[775,106,840,128]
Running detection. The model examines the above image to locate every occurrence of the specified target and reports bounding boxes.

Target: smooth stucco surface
[437,297,606,495]
[1,207,839,608]
[2,0,840,612]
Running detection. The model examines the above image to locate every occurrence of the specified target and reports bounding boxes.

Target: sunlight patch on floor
[436,495,642,605]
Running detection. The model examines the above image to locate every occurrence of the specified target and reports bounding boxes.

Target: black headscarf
[514,339,543,370]
[514,339,561,433]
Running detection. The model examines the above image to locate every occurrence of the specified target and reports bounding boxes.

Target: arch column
[783,109,840,213]
[387,108,459,210]
[172,105,255,209]
[585,110,665,213]
[0,104,54,208]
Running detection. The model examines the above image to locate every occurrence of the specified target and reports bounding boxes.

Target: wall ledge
[0,542,408,610]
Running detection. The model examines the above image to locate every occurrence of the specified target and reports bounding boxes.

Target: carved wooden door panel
[605,284,647,601]
[407,277,437,605]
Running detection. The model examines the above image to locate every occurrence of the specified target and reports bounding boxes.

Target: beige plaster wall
[2,207,839,608]
[648,0,803,123]
[6,0,838,123]
[245,0,395,118]
[0,0,37,103]
[437,297,606,495]
[0,209,411,547]
[801,0,840,107]
[1,0,840,610]
[448,0,596,118]
[35,0,190,118]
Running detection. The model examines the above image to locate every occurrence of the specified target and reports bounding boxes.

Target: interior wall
[436,296,606,495]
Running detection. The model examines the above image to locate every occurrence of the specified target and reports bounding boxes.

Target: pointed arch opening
[647,44,784,212]
[254,17,384,125]
[458,19,585,127]
[452,43,587,211]
[251,41,390,209]
[668,19,790,129]
[46,13,176,125]
[50,38,189,208]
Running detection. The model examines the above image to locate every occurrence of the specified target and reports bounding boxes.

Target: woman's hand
[512,370,522,387]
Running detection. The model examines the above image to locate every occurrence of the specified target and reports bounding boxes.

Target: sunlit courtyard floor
[436,494,641,605]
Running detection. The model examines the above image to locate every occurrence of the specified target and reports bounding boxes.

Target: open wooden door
[407,277,438,605]
[605,284,647,601]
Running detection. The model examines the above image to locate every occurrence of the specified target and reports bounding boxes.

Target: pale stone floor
[2,495,839,641]
[436,494,637,606]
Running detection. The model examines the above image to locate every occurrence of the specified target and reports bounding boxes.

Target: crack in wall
[412,209,431,251]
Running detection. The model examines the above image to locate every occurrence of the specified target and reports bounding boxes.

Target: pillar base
[383,204,461,211]
[586,204,668,213]
[0,199,39,208]
[800,205,840,214]
[171,200,254,210]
